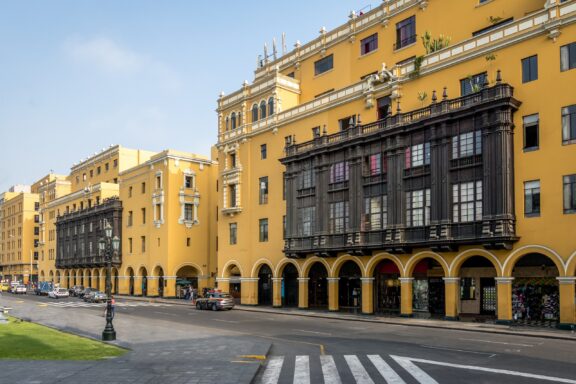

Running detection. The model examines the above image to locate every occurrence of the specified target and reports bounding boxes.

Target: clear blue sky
[0,0,376,192]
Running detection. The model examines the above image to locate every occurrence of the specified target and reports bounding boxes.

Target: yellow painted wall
[215,0,576,314]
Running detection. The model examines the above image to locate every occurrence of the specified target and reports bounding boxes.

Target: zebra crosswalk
[256,354,576,384]
[42,301,173,308]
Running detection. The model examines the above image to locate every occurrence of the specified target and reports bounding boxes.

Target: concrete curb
[114,295,576,342]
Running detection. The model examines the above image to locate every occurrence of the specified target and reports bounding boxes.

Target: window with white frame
[185,175,194,189]
[329,161,349,183]
[184,203,194,221]
[364,195,388,230]
[329,201,349,233]
[452,131,482,159]
[405,143,430,168]
[298,206,315,236]
[452,181,483,223]
[406,189,431,227]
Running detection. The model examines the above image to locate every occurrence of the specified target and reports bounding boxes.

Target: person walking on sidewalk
[104,296,116,319]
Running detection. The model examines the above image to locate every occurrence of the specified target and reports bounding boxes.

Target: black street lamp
[98,219,120,341]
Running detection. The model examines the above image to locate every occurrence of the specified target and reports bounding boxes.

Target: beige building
[118,149,218,298]
[0,185,40,284]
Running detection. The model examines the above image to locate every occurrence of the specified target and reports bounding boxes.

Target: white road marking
[392,355,576,384]
[294,355,310,384]
[344,355,374,384]
[367,355,406,384]
[320,355,341,384]
[212,319,239,323]
[292,329,332,336]
[261,356,284,384]
[390,356,439,384]
[420,344,496,357]
[458,338,534,347]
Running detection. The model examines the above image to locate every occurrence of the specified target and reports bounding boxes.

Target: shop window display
[511,253,560,327]
[412,259,445,317]
[512,278,559,322]
[374,260,401,314]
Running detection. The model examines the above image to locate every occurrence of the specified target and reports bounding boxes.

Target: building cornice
[216,2,576,148]
[70,145,121,173]
[45,183,118,209]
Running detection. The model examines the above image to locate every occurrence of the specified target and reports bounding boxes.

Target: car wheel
[212,304,218,311]
[196,302,201,310]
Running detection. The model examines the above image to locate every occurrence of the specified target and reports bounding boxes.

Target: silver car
[196,292,235,311]
[85,291,107,303]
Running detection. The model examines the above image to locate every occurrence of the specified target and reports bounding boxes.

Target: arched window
[238,112,242,126]
[268,97,275,116]
[231,112,237,130]
[252,104,259,122]
[260,101,267,119]
[225,117,229,131]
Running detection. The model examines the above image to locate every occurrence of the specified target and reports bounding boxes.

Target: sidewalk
[117,294,576,341]
[1,295,270,384]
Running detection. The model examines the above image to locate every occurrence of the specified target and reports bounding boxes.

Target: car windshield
[212,293,231,298]
[57,289,67,293]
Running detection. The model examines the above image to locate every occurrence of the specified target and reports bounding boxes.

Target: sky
[0,0,377,192]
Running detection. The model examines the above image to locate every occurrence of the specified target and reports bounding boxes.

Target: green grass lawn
[0,316,127,360]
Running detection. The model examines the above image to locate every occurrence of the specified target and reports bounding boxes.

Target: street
[2,293,576,384]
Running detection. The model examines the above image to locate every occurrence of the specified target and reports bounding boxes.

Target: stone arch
[139,266,149,296]
[405,251,450,277]
[55,270,61,283]
[502,245,566,277]
[302,256,331,278]
[172,262,204,278]
[566,250,576,277]
[153,265,165,297]
[450,249,503,277]
[126,266,135,296]
[275,259,302,278]
[124,266,135,276]
[40,270,45,281]
[48,270,54,282]
[222,260,245,278]
[331,255,366,278]
[365,253,405,277]
[250,258,275,278]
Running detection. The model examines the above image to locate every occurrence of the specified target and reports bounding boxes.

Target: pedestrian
[104,296,116,318]
[190,288,196,304]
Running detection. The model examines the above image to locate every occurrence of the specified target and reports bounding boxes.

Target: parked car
[35,282,53,296]
[195,292,235,311]
[9,281,21,293]
[79,287,95,299]
[48,288,70,299]
[85,291,107,303]
[14,285,27,294]
[70,285,84,297]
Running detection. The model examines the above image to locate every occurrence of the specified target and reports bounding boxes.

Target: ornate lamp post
[98,219,120,341]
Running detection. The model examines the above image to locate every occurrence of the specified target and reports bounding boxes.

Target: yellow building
[36,145,155,287]
[0,185,40,285]
[118,149,218,298]
[30,145,218,301]
[215,0,576,328]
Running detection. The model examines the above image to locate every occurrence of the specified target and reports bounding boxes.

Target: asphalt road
[4,294,576,384]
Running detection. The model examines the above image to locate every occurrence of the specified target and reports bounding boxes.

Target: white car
[48,288,70,299]
[14,285,27,294]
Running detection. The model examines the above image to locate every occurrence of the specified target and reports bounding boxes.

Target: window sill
[359,49,379,59]
[475,0,494,8]
[564,210,576,214]
[314,68,334,78]
[562,139,576,146]
[393,41,416,53]
[524,213,541,218]
[523,146,539,153]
